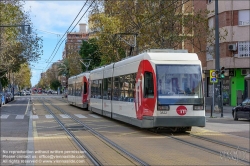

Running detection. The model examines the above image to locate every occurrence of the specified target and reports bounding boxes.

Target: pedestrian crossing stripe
[0,114,101,119]
[89,114,101,118]
[1,115,9,119]
[60,114,70,118]
[16,115,24,119]
[31,115,39,119]
[45,115,53,119]
[75,114,87,118]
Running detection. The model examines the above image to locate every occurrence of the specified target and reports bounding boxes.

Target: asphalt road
[0,95,249,165]
[0,96,30,165]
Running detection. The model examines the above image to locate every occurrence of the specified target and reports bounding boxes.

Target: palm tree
[58,59,70,88]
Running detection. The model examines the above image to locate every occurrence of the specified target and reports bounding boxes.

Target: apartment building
[62,23,89,76]
[204,0,250,106]
[63,23,88,59]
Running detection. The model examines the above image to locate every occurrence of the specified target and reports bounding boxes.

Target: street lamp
[0,24,31,35]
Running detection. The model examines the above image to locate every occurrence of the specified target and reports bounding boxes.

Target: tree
[0,0,43,89]
[50,80,61,91]
[58,59,70,78]
[89,12,126,64]
[88,0,227,64]
[13,63,32,90]
[79,38,102,71]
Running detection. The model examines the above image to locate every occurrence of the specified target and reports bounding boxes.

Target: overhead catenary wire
[45,0,188,71]
[36,29,62,36]
[44,0,89,69]
[129,0,190,32]
[45,0,96,71]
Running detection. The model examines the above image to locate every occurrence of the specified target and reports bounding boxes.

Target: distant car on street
[20,91,26,96]
[232,98,250,121]
[25,91,31,95]
[6,92,14,102]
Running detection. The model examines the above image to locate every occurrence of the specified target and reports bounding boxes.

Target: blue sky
[23,1,89,86]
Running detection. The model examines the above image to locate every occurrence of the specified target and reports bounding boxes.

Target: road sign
[229,69,235,76]
[210,70,218,83]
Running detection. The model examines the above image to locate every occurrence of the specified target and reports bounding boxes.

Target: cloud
[24,1,89,34]
[23,1,90,86]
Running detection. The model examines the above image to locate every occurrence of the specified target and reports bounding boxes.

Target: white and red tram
[67,72,90,108]
[88,49,205,131]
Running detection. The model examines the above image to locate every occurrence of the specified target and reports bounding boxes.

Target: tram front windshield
[156,64,204,105]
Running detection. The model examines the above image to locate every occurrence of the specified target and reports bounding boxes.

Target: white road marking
[74,114,87,118]
[31,115,38,119]
[16,115,24,119]
[0,115,9,119]
[45,115,54,119]
[25,99,30,115]
[89,114,101,118]
[60,114,70,118]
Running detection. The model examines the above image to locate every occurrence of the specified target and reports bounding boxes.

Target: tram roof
[90,50,200,73]
[114,51,199,67]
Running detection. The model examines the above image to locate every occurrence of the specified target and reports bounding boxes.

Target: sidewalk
[205,105,233,119]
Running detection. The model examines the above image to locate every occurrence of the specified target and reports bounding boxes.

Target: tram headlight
[193,105,204,110]
[157,105,169,111]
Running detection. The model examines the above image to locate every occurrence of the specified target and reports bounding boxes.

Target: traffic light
[220,67,225,79]
[215,70,219,78]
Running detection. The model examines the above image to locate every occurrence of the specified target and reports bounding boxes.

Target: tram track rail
[44,97,250,165]
[38,99,102,166]
[161,132,250,165]
[189,134,250,153]
[39,98,149,166]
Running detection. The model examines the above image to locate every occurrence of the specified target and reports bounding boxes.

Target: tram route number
[160,111,167,114]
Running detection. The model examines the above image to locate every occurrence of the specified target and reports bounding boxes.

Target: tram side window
[68,84,72,95]
[113,76,120,101]
[107,78,112,100]
[77,83,80,96]
[103,78,111,100]
[79,83,82,96]
[75,83,79,96]
[98,79,102,99]
[111,73,136,102]
[73,83,76,96]
[90,80,102,98]
[91,80,98,98]
[144,71,154,98]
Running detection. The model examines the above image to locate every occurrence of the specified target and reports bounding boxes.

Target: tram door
[82,76,88,104]
[135,60,156,119]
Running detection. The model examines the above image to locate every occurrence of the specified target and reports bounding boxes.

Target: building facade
[63,23,89,76]
[63,23,88,59]
[205,0,250,106]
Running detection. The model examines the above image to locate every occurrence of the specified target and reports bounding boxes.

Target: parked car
[14,91,19,96]
[26,91,31,95]
[20,91,26,96]
[232,98,250,121]
[6,92,14,102]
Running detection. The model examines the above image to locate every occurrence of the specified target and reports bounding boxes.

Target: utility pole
[215,0,223,117]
